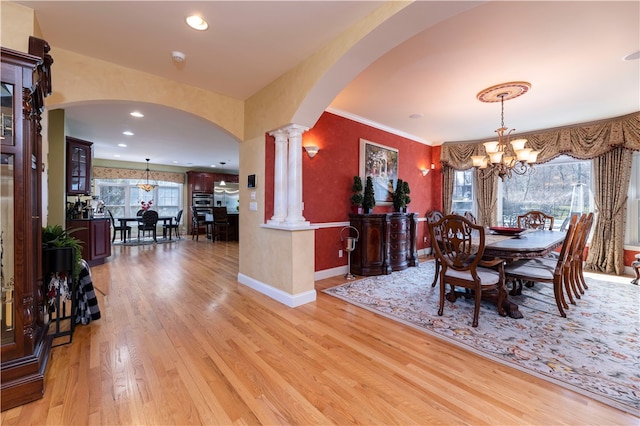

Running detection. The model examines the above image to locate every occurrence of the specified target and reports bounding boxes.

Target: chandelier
[136,158,158,192]
[471,82,538,181]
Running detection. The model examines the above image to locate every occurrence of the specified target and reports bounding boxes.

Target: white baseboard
[237,273,316,307]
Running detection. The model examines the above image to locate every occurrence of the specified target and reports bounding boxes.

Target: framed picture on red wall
[359,138,398,205]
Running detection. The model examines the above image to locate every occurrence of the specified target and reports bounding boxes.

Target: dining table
[116,215,174,243]
[481,228,567,319]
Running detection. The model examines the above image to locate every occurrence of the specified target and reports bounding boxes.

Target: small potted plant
[350,176,364,214]
[402,180,411,212]
[393,179,406,212]
[362,176,376,214]
[41,225,84,316]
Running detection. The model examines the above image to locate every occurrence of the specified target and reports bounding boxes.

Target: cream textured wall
[47,48,244,142]
[0,2,34,52]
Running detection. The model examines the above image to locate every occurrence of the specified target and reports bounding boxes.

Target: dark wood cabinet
[1,40,54,411]
[66,137,92,195]
[186,171,239,235]
[188,171,214,193]
[349,213,418,276]
[66,218,111,266]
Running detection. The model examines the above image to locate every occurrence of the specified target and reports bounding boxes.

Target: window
[497,155,593,229]
[625,151,640,248]
[451,169,474,215]
[95,178,182,218]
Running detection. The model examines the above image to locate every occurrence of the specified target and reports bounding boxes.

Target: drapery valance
[440,112,640,169]
[93,166,185,184]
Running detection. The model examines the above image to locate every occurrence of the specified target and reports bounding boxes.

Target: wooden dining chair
[517,210,554,230]
[426,210,444,287]
[137,210,159,242]
[503,214,579,318]
[163,209,183,240]
[463,211,477,224]
[428,214,507,327]
[565,212,594,300]
[107,210,131,243]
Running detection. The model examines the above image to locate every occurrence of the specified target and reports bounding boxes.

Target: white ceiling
[15,1,640,172]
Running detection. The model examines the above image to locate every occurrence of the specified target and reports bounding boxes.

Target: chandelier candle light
[471,82,538,181]
[137,158,158,192]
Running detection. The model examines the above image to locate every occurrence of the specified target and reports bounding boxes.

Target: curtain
[440,112,640,169]
[93,166,185,184]
[585,147,633,274]
[474,171,497,227]
[442,166,454,214]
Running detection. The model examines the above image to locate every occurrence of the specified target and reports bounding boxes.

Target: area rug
[323,261,639,415]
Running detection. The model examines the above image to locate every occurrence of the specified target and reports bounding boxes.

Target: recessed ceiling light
[210,164,216,168]
[623,50,640,61]
[409,113,424,119]
[123,131,134,136]
[130,111,144,118]
[172,161,179,164]
[186,15,208,31]
[118,143,127,147]
[113,154,120,158]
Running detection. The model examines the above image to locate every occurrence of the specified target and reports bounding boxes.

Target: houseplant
[393,179,412,212]
[350,176,364,214]
[362,176,376,213]
[402,180,411,211]
[42,225,84,313]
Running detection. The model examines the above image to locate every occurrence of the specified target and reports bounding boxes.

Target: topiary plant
[362,176,376,213]
[350,176,364,206]
[393,179,406,211]
[402,180,411,207]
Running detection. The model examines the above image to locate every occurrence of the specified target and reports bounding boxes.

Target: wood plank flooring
[2,238,637,424]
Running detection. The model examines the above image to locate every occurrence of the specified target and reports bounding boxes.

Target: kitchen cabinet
[188,171,214,193]
[1,39,54,411]
[66,218,111,266]
[66,137,92,195]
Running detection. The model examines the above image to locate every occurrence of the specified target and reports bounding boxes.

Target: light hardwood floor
[2,238,637,425]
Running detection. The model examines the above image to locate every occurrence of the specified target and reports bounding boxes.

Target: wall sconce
[421,163,435,176]
[304,145,319,158]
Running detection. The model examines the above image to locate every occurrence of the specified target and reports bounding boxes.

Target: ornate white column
[284,124,309,226]
[267,129,288,225]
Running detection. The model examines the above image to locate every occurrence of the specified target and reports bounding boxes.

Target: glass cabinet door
[1,81,15,345]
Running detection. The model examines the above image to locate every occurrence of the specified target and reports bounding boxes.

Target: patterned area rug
[323,261,639,415]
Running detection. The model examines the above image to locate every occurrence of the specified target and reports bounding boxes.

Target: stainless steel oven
[192,193,214,207]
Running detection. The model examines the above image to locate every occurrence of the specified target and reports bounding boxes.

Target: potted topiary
[393,179,406,212]
[402,180,411,212]
[393,179,412,212]
[362,176,376,214]
[350,176,364,214]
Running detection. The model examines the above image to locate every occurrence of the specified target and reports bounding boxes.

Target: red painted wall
[266,111,442,272]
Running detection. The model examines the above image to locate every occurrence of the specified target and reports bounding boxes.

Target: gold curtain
[474,173,497,227]
[440,112,640,168]
[442,167,454,214]
[93,166,185,184]
[585,147,633,274]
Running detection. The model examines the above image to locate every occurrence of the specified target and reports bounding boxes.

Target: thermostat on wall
[247,174,256,188]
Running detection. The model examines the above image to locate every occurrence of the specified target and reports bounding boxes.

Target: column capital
[268,123,309,137]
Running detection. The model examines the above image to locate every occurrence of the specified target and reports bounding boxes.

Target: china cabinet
[66,136,92,195]
[1,38,54,411]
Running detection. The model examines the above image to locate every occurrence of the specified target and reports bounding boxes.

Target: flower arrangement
[140,199,153,211]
